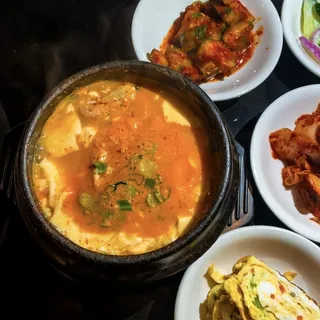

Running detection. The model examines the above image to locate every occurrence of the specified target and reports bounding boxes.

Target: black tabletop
[0,0,319,319]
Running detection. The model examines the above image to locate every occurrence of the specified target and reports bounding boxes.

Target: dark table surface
[0,0,319,319]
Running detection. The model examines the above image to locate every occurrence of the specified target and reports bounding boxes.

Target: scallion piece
[128,174,144,186]
[154,190,164,203]
[160,188,171,201]
[144,178,156,189]
[117,200,132,211]
[78,192,96,212]
[154,188,171,203]
[146,193,157,208]
[93,161,107,174]
[127,185,138,197]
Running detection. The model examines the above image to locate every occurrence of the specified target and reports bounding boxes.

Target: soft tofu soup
[32,79,216,255]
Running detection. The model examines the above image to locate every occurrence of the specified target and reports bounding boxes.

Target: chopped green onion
[154,190,164,203]
[195,25,207,40]
[128,174,145,186]
[191,12,202,18]
[289,292,296,297]
[117,200,132,211]
[93,161,107,174]
[146,193,157,208]
[154,188,171,203]
[250,278,257,289]
[78,192,96,212]
[252,296,264,310]
[138,158,157,177]
[146,187,171,207]
[144,178,156,189]
[127,184,138,197]
[161,188,171,200]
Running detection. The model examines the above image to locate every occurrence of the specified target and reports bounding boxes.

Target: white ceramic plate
[132,0,283,101]
[174,226,320,320]
[250,85,320,243]
[282,0,320,78]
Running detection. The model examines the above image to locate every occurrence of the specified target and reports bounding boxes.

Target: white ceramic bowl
[282,0,320,78]
[132,0,283,101]
[251,85,320,243]
[174,226,320,320]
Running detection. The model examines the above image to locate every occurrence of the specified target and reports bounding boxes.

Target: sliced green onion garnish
[146,188,171,207]
[154,188,171,203]
[128,174,144,186]
[117,200,132,211]
[146,193,157,208]
[194,25,207,40]
[154,190,164,203]
[144,178,156,189]
[93,161,107,174]
[78,192,96,212]
[191,12,201,18]
[127,184,138,197]
[160,188,171,201]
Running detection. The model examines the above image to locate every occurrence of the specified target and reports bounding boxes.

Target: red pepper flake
[251,268,255,273]
[279,284,286,294]
[297,316,303,320]
[270,294,275,299]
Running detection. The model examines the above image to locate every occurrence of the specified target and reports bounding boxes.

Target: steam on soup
[32,79,216,255]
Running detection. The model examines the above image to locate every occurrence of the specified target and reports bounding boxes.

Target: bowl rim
[281,0,320,78]
[131,0,284,102]
[17,60,235,265]
[174,225,320,320]
[250,84,320,243]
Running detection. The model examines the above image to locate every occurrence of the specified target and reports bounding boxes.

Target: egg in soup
[32,78,216,255]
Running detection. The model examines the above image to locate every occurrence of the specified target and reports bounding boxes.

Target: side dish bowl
[132,0,283,101]
[250,84,320,243]
[14,60,239,284]
[282,0,320,78]
[174,225,320,320]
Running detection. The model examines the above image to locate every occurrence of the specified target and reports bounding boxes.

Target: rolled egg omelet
[204,256,320,320]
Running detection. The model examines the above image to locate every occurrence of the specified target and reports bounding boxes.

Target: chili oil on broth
[31,79,216,255]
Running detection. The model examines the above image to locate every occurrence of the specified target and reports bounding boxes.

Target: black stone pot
[14,61,239,285]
